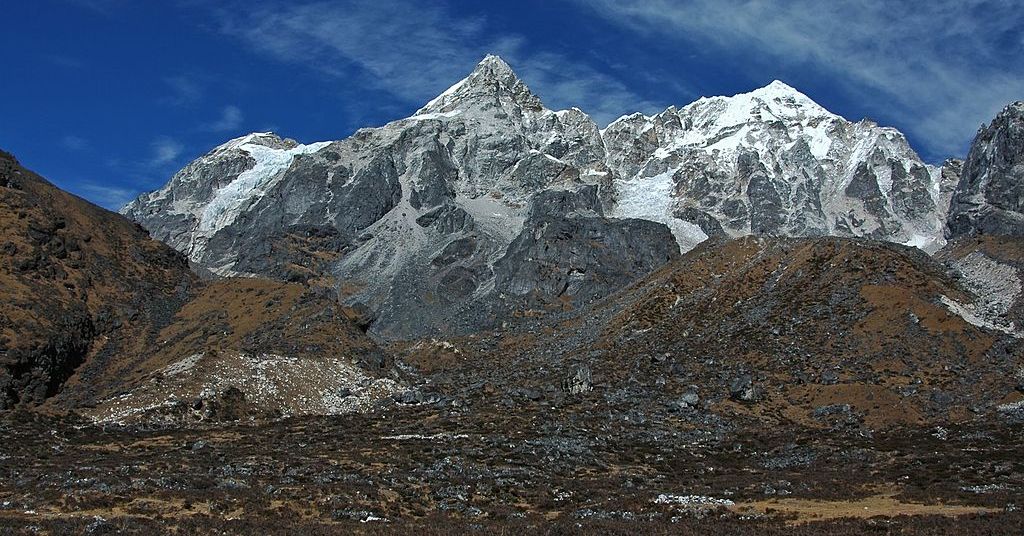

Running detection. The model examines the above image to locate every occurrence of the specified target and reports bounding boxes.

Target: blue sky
[1,0,1021,210]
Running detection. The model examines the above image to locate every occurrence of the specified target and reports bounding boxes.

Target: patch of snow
[198,140,331,236]
[611,171,708,252]
[902,234,940,253]
[406,110,463,121]
[416,78,469,114]
[805,121,834,159]
[542,152,567,165]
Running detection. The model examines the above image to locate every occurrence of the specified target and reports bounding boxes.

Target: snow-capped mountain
[603,81,960,252]
[123,55,674,339]
[122,55,962,337]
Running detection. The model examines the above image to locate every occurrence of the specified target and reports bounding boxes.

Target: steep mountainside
[937,101,1024,340]
[122,56,613,276]
[0,150,400,417]
[0,150,196,409]
[123,56,670,339]
[947,101,1024,238]
[123,55,957,339]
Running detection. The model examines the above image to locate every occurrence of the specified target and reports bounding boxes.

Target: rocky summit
[1,54,1024,534]
[947,101,1024,239]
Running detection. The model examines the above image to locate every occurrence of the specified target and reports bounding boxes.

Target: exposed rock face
[947,102,1024,238]
[603,81,959,252]
[365,186,679,339]
[122,56,963,338]
[0,150,196,409]
[123,55,659,340]
[493,187,679,309]
[122,56,613,275]
[562,366,593,395]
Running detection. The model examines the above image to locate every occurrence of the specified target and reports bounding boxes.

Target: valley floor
[0,406,1021,535]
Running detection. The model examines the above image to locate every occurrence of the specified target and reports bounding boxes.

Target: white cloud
[212,1,658,125]
[497,46,668,125]
[216,1,482,104]
[150,137,184,166]
[164,75,203,106]
[204,105,244,132]
[570,0,1024,159]
[97,138,186,205]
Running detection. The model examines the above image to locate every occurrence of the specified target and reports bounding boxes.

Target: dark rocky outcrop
[494,187,679,308]
[947,102,1024,238]
[0,150,196,409]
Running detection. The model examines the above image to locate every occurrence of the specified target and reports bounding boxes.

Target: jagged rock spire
[416,54,544,115]
[946,101,1024,238]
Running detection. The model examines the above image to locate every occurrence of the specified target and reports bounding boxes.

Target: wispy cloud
[163,75,204,106]
[570,0,1024,159]
[211,0,657,125]
[61,135,89,152]
[203,105,244,132]
[506,49,667,124]
[150,136,184,167]
[215,1,486,104]
[73,182,139,210]
[101,137,186,201]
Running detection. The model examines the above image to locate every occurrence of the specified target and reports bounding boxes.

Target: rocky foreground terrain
[1,56,1023,533]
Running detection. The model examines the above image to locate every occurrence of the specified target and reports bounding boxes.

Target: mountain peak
[762,79,799,93]
[741,79,831,119]
[750,79,816,104]
[209,132,303,156]
[946,98,1024,239]
[416,54,543,116]
[476,54,514,75]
